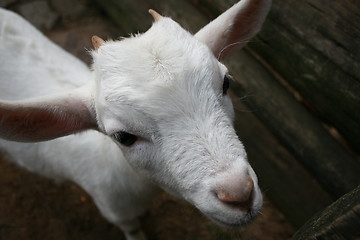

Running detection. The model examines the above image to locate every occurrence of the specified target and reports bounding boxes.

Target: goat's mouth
[206,210,258,229]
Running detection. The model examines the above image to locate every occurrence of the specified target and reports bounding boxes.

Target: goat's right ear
[0,88,98,142]
[195,0,271,60]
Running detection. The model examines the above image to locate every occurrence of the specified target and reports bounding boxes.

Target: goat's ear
[0,88,98,142]
[195,0,271,60]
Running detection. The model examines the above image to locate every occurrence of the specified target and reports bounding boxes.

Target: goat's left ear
[195,0,271,60]
[0,88,98,142]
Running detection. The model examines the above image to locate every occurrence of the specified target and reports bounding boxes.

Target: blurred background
[0,0,359,239]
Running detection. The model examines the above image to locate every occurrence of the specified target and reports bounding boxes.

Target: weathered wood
[293,185,360,240]
[253,17,360,153]
[232,97,332,227]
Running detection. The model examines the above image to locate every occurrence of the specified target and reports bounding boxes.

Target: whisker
[217,35,276,60]
[217,39,250,60]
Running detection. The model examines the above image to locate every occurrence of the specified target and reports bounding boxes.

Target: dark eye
[223,74,232,95]
[113,131,138,146]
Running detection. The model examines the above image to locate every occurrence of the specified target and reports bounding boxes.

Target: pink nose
[215,176,254,211]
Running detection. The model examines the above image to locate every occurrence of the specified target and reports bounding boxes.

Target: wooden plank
[267,0,360,80]
[293,185,360,240]
[232,97,332,227]
[261,0,360,151]
[252,16,360,153]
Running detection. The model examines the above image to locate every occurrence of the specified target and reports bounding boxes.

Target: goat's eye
[223,74,232,95]
[113,131,138,146]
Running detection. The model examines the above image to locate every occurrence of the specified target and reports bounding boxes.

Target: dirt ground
[0,1,295,239]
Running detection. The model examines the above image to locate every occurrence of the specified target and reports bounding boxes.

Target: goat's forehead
[93,17,220,84]
[94,17,227,119]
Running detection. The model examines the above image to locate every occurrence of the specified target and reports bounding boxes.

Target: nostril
[216,177,254,211]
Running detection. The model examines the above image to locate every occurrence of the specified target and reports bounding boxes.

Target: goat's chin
[206,209,259,229]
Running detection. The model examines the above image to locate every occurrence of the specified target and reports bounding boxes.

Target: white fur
[0,1,271,239]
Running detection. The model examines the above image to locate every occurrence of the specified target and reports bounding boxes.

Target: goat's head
[0,0,271,227]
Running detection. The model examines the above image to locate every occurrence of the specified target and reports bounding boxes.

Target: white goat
[0,1,271,239]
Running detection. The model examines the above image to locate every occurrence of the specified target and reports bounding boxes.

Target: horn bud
[92,35,105,50]
[148,9,163,21]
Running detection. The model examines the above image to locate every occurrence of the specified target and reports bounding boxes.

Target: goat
[0,0,271,239]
